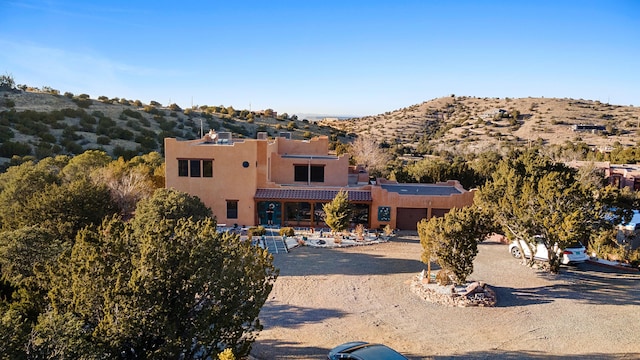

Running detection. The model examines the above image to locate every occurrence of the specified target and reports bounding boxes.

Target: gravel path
[250,235,640,359]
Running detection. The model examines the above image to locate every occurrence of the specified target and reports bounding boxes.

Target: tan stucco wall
[166,136,476,230]
[269,154,349,186]
[274,136,330,155]
[165,138,262,226]
[369,182,476,229]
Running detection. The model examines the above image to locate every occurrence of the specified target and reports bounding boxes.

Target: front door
[258,201,282,227]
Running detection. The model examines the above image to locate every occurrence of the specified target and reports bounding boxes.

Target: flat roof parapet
[381,183,463,196]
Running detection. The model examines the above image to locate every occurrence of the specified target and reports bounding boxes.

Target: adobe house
[164,131,475,230]
[566,161,640,191]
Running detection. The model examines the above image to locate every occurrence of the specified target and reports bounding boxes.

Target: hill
[320,96,640,155]
[3,87,640,168]
[0,88,341,165]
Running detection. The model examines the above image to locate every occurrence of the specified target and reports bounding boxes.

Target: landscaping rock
[410,275,497,307]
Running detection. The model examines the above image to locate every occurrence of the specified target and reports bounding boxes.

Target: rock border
[409,271,497,307]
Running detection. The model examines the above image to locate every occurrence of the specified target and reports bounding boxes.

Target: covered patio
[254,188,372,228]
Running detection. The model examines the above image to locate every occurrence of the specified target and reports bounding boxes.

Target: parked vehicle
[328,341,408,360]
[509,237,588,265]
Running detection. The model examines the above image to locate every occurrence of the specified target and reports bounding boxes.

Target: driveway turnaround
[251,235,640,359]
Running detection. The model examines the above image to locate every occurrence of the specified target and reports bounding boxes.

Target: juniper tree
[418,206,496,284]
[476,150,633,273]
[323,190,352,233]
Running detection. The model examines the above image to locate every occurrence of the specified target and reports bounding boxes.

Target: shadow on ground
[250,339,329,360]
[493,272,640,307]
[273,244,425,276]
[258,302,347,329]
[419,350,640,360]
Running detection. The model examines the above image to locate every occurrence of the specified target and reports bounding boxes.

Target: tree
[406,156,481,189]
[0,186,275,358]
[37,201,277,358]
[418,206,496,284]
[91,157,161,218]
[60,149,112,182]
[350,136,391,176]
[20,179,116,241]
[323,190,352,233]
[0,73,16,89]
[476,150,633,273]
[0,156,69,232]
[130,188,212,233]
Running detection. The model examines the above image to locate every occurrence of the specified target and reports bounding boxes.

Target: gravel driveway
[250,235,640,359]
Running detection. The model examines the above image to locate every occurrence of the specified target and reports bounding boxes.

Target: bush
[122,108,143,120]
[72,97,92,108]
[0,125,14,141]
[0,141,31,157]
[97,135,111,145]
[3,98,15,108]
[218,348,236,360]
[248,226,267,239]
[279,227,295,237]
[39,132,56,143]
[435,269,453,286]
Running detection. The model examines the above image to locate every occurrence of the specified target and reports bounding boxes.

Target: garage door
[396,208,427,230]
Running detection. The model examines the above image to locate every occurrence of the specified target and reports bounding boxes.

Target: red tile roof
[255,188,372,202]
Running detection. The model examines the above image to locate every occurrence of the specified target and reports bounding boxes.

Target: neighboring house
[571,124,607,133]
[567,161,640,249]
[164,131,475,230]
[566,161,640,191]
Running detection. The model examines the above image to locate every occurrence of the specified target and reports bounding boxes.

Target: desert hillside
[320,96,640,155]
[3,88,640,167]
[0,89,339,164]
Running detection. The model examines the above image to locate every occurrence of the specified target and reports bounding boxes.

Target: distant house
[566,161,640,191]
[164,132,475,230]
[571,124,606,133]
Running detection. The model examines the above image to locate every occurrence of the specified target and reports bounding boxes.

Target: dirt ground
[250,234,640,360]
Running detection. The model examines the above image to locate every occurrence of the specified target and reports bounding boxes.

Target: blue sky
[1,1,639,117]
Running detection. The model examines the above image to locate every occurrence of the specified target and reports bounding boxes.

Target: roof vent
[279,132,291,139]
[257,132,268,140]
[217,132,232,144]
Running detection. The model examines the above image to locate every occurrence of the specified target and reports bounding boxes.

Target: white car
[509,238,589,265]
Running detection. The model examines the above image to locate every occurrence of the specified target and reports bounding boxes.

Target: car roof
[330,342,408,360]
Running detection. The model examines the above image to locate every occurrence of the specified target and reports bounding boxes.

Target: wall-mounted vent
[257,132,268,140]
[279,132,291,139]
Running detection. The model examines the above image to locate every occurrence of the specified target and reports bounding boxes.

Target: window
[310,166,324,182]
[203,160,213,177]
[227,200,238,219]
[284,202,311,223]
[179,159,213,177]
[178,160,188,177]
[190,160,201,177]
[294,165,325,182]
[294,165,307,182]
